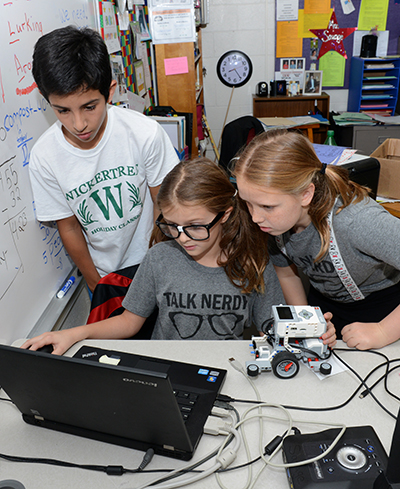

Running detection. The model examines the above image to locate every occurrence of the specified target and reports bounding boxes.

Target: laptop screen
[0,344,226,460]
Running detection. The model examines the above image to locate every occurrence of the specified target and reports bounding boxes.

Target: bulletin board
[275,0,400,90]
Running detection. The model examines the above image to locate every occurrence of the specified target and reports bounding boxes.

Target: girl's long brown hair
[233,129,370,261]
[150,158,269,293]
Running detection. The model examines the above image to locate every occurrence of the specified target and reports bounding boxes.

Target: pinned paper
[340,0,355,15]
[358,0,389,31]
[276,21,302,58]
[319,51,346,87]
[164,57,189,76]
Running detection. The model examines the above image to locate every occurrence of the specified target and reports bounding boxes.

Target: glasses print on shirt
[169,312,245,339]
[164,291,248,339]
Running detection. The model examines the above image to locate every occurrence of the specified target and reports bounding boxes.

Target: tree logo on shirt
[127,182,142,211]
[77,199,98,228]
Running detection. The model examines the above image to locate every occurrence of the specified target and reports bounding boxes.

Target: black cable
[331,350,397,419]
[0,452,129,475]
[359,362,400,400]
[0,397,13,403]
[287,342,332,361]
[218,428,296,473]
[218,348,400,417]
[0,450,171,476]
[143,401,240,486]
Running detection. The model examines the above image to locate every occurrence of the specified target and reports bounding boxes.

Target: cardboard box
[370,139,400,199]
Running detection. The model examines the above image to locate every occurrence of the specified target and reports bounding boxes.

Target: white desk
[1,340,399,488]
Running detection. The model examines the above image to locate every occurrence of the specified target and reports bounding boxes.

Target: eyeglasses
[156,211,225,241]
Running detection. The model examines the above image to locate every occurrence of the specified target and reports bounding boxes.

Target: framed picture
[304,70,322,95]
[288,80,300,96]
[276,80,286,95]
[280,58,305,72]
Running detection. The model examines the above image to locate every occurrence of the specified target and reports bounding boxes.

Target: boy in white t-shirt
[29,26,179,292]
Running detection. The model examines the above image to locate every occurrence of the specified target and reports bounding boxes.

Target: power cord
[0,448,154,476]
[332,349,398,419]
[133,426,242,489]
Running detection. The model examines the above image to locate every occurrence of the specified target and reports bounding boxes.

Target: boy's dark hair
[32,26,112,102]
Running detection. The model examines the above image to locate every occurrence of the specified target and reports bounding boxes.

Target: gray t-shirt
[269,197,400,303]
[122,240,285,339]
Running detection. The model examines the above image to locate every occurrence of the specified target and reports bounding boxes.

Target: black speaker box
[282,426,388,489]
[257,81,268,96]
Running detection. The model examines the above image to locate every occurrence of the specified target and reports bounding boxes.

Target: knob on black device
[257,81,268,96]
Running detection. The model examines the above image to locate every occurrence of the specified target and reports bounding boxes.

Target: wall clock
[216,50,253,88]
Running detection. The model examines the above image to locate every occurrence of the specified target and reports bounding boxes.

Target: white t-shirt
[29,105,179,276]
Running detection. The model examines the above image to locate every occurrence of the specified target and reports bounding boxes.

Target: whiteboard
[0,0,98,344]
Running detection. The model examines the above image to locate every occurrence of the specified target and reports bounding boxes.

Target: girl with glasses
[23,158,336,354]
[234,129,400,351]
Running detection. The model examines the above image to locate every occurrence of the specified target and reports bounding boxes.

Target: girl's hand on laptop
[21,330,78,356]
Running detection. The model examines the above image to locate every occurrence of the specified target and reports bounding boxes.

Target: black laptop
[0,344,227,460]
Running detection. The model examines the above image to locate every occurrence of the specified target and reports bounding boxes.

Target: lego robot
[246,305,332,379]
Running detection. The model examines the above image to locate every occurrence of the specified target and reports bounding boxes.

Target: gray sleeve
[251,260,286,332]
[268,236,292,267]
[345,203,400,270]
[122,250,158,317]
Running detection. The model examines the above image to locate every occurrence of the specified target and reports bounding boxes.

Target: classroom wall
[201,0,276,160]
[201,0,396,160]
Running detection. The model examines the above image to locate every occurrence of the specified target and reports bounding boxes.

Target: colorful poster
[99,2,121,54]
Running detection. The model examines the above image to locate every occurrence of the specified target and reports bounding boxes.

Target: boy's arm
[149,184,161,221]
[274,264,307,305]
[57,215,101,292]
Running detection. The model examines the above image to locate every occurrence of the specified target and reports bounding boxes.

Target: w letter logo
[90,184,123,220]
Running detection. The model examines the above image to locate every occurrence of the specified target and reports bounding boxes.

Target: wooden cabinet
[347,57,400,116]
[252,93,330,144]
[155,29,204,158]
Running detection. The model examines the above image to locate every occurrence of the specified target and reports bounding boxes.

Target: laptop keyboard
[174,390,198,421]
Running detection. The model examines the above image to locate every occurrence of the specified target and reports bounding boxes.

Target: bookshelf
[347,57,400,116]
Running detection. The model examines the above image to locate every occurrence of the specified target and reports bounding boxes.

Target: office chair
[219,116,265,174]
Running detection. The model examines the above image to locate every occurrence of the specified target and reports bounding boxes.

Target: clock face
[217,51,253,88]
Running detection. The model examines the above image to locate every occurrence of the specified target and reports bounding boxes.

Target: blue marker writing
[57,276,76,299]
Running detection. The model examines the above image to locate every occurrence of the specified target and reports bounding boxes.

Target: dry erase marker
[57,276,76,299]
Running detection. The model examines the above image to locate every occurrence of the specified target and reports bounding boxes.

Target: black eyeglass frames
[156,211,225,241]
